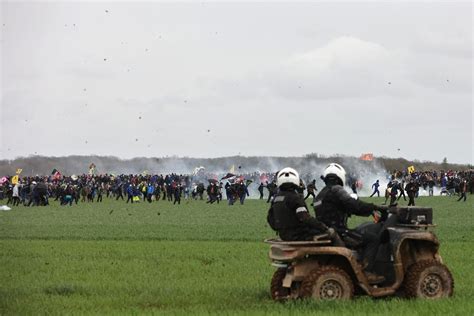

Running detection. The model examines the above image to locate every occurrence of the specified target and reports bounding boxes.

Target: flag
[16,168,23,175]
[221,173,236,180]
[245,179,253,186]
[408,166,415,174]
[229,165,235,173]
[0,176,8,184]
[51,168,58,175]
[12,175,19,185]
[360,153,374,161]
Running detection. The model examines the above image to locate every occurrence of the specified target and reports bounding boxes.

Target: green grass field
[0,196,473,315]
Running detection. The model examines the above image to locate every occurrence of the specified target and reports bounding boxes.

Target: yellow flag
[408,166,415,174]
[16,168,23,174]
[12,175,19,185]
[230,165,235,173]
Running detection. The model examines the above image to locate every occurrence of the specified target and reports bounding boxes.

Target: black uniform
[267,186,328,241]
[314,184,385,272]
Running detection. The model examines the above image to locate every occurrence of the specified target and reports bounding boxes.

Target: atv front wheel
[300,266,354,300]
[403,260,454,299]
[270,268,290,301]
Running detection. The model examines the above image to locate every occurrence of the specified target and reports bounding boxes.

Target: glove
[327,227,337,238]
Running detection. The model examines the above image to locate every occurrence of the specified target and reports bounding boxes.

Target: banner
[12,175,19,185]
[229,165,235,173]
[408,166,415,174]
[360,153,374,161]
[16,169,23,175]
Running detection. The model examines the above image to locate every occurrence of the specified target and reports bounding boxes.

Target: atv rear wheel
[403,260,454,299]
[300,266,354,300]
[270,268,290,301]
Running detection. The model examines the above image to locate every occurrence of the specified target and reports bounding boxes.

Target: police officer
[313,163,388,284]
[267,167,330,241]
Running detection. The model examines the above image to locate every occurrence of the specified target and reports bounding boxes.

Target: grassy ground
[0,195,473,315]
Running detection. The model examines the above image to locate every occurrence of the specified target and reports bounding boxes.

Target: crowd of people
[0,168,472,208]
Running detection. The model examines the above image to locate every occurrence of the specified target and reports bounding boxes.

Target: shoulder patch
[273,196,285,202]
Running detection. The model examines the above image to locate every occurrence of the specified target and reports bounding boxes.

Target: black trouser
[389,194,397,206]
[397,190,406,201]
[457,192,467,202]
[116,191,124,200]
[267,192,274,203]
[408,193,415,206]
[12,196,20,206]
[370,189,380,197]
[126,195,133,203]
[354,223,383,272]
[258,190,263,199]
[304,192,316,200]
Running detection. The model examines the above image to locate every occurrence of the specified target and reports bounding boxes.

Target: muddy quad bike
[265,206,454,301]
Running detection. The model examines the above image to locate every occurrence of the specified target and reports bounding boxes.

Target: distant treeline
[0,154,471,176]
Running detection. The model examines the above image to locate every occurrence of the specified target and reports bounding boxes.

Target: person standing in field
[126,184,134,203]
[12,183,21,206]
[258,183,264,199]
[304,179,318,202]
[266,180,277,203]
[370,180,380,197]
[405,179,418,206]
[457,179,468,202]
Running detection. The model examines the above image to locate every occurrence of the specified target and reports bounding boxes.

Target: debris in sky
[446,79,450,82]
[83,88,87,92]
[105,10,109,13]
[184,100,187,103]
[85,140,88,144]
[138,116,142,120]
[135,138,138,142]
[388,82,391,85]
[207,129,210,133]
[397,148,401,151]
[104,58,107,61]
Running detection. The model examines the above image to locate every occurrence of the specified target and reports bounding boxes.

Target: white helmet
[323,163,346,186]
[276,167,300,187]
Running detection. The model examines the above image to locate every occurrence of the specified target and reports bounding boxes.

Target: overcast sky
[1,1,472,164]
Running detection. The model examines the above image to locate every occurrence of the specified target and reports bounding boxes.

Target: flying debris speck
[388,82,392,85]
[397,148,401,151]
[135,138,138,142]
[138,116,142,120]
[83,88,87,92]
[104,58,107,61]
[105,10,109,13]
[446,79,450,82]
[85,141,88,144]
[184,100,187,103]
[207,129,210,133]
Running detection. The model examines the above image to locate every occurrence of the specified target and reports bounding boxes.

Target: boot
[365,271,385,284]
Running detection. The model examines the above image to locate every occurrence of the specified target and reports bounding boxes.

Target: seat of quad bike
[264,234,332,246]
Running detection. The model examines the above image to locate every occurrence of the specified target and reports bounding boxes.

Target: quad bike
[265,206,454,300]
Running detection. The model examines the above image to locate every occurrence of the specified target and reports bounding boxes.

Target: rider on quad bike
[267,167,333,242]
[314,163,391,284]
